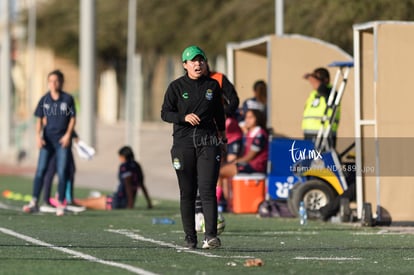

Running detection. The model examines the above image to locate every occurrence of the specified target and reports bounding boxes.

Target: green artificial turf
[1,175,414,275]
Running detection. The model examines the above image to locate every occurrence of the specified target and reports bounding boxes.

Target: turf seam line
[0,227,159,275]
[107,229,253,259]
[294,256,362,261]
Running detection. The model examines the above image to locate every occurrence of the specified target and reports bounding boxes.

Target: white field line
[170,230,319,236]
[261,231,319,235]
[352,231,405,236]
[107,229,253,259]
[0,227,158,275]
[294,256,362,261]
[0,202,22,211]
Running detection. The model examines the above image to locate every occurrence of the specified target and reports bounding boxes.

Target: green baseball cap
[182,45,207,62]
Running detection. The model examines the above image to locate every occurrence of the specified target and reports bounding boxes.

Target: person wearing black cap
[302,67,340,148]
[161,45,226,249]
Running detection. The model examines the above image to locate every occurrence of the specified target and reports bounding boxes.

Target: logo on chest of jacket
[205,89,213,101]
[182,92,189,99]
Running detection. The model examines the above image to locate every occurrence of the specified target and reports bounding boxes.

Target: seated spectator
[216,113,244,210]
[238,80,267,129]
[75,146,152,210]
[218,109,269,200]
[224,114,244,163]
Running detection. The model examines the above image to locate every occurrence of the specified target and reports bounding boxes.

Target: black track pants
[171,145,221,239]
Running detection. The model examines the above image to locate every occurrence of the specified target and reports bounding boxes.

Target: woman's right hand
[36,136,46,148]
[185,113,200,126]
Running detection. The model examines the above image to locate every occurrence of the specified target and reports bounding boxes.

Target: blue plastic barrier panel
[267,138,316,199]
[267,175,301,200]
[268,138,315,176]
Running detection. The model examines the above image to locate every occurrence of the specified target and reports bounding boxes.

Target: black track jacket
[161,74,225,148]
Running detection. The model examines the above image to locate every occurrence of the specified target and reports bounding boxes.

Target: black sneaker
[202,237,221,249]
[184,235,197,249]
[22,201,39,213]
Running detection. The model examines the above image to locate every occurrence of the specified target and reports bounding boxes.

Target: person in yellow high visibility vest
[302,67,340,148]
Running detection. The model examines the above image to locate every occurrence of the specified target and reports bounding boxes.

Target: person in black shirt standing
[161,45,226,249]
[23,70,76,216]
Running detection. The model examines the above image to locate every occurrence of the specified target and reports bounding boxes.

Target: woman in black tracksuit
[161,45,226,249]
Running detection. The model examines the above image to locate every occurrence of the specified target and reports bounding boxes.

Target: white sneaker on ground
[88,191,102,198]
[39,204,56,213]
[66,204,86,213]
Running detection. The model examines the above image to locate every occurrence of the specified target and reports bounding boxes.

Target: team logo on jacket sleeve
[205,89,213,101]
